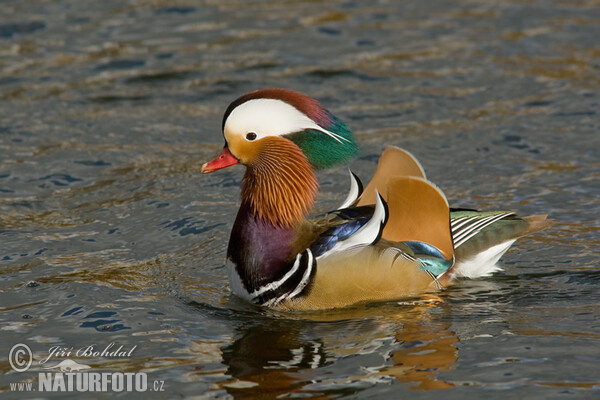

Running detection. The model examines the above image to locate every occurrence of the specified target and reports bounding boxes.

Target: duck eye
[246,132,257,141]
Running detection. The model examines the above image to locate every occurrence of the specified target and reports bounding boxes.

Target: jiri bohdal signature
[39,343,137,365]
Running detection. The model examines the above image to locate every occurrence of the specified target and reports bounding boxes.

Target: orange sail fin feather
[201,88,553,310]
[357,146,426,206]
[382,177,454,260]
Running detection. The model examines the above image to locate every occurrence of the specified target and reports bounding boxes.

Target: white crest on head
[224,98,348,143]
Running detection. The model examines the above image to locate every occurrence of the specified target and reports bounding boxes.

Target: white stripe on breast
[249,252,303,299]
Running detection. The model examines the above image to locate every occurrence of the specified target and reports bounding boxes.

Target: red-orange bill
[201,146,239,173]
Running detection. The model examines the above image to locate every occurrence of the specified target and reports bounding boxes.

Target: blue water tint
[522,100,552,107]
[62,306,84,317]
[552,111,596,117]
[204,175,241,188]
[147,200,169,208]
[356,39,375,46]
[126,71,190,84]
[35,173,83,186]
[161,217,224,236]
[80,319,131,331]
[318,27,342,36]
[161,217,193,231]
[0,76,21,86]
[84,311,117,319]
[89,94,150,103]
[95,59,146,71]
[0,21,45,38]
[66,17,91,25]
[74,160,112,166]
[155,7,196,15]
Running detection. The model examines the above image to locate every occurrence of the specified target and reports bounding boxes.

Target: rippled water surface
[1,0,599,398]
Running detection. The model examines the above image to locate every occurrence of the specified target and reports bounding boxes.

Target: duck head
[202,88,358,172]
[202,88,359,226]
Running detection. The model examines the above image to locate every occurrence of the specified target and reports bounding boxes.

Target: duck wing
[281,177,454,310]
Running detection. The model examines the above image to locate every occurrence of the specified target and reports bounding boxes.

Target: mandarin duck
[201,88,552,311]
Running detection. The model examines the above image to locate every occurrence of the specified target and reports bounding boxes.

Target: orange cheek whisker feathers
[241,137,318,227]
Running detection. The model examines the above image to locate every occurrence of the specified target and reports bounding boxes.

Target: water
[1,0,599,398]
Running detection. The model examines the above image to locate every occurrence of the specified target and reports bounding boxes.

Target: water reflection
[219,298,457,397]
[387,318,457,390]
[222,321,326,397]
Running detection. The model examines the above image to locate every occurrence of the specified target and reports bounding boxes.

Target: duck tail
[521,214,555,236]
[439,213,554,283]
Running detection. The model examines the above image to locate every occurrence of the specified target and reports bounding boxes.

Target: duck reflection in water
[220,298,457,397]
